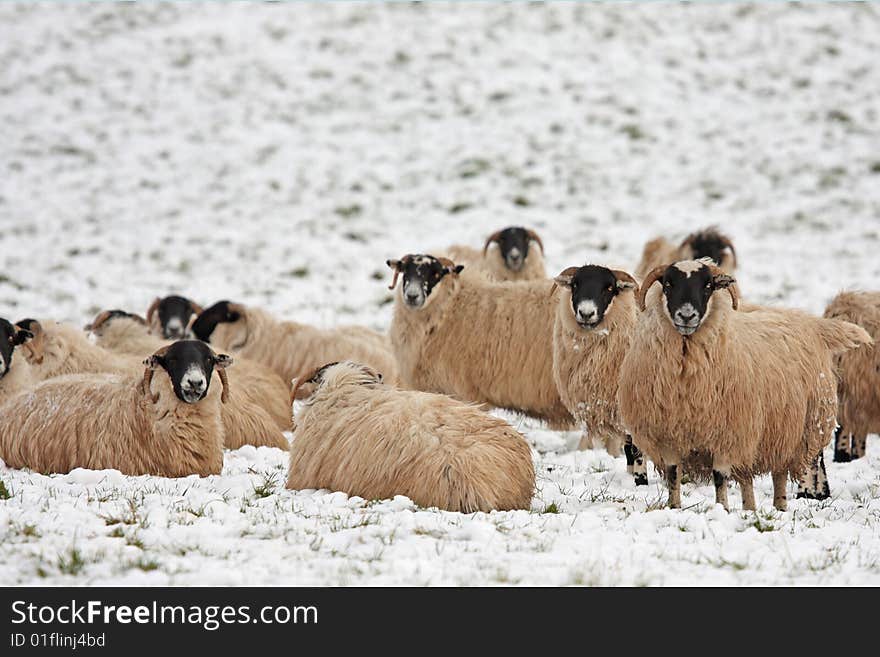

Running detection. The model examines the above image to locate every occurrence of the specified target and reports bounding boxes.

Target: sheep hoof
[634,474,648,486]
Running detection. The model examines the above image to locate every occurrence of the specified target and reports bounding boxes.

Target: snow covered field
[2,2,880,585]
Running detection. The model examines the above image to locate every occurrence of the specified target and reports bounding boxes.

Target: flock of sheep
[1,226,878,515]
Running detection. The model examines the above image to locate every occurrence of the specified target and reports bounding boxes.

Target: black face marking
[158,295,196,339]
[495,227,531,272]
[15,318,37,333]
[152,340,218,404]
[394,256,462,309]
[661,265,717,336]
[566,265,619,329]
[0,318,29,379]
[686,230,733,267]
[191,301,240,343]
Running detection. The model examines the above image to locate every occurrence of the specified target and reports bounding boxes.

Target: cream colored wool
[90,314,292,431]
[824,291,880,439]
[445,244,546,282]
[552,284,638,454]
[287,362,535,512]
[207,305,399,391]
[618,266,871,509]
[23,320,287,450]
[634,233,736,279]
[0,353,32,407]
[390,267,574,429]
[0,368,224,477]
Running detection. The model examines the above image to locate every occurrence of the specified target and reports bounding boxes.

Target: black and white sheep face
[386,255,464,310]
[494,227,531,272]
[150,340,231,404]
[0,318,31,379]
[683,230,736,270]
[191,301,243,344]
[557,266,621,329]
[157,296,197,340]
[661,262,734,336]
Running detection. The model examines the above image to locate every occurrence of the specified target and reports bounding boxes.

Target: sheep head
[483,226,544,272]
[681,227,737,273]
[190,300,247,350]
[147,295,204,340]
[637,260,738,335]
[84,309,147,334]
[552,265,639,329]
[386,255,463,309]
[142,340,233,405]
[291,361,383,404]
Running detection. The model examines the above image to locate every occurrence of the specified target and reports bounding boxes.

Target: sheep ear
[214,354,233,369]
[449,265,464,275]
[712,273,735,289]
[553,274,573,288]
[386,259,400,270]
[12,328,33,346]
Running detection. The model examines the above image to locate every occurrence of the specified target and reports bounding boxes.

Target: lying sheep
[823,291,880,462]
[446,226,546,282]
[191,301,399,395]
[551,265,647,485]
[0,341,229,477]
[17,319,287,450]
[0,318,33,406]
[146,295,203,340]
[387,254,573,428]
[634,227,736,279]
[86,309,291,431]
[286,361,535,512]
[618,259,871,511]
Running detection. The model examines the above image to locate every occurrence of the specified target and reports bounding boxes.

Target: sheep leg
[833,426,852,463]
[735,475,756,511]
[630,437,648,487]
[795,452,831,501]
[712,465,730,511]
[605,434,623,458]
[853,434,867,460]
[665,464,681,509]
[772,471,788,511]
[624,435,635,474]
[576,430,591,451]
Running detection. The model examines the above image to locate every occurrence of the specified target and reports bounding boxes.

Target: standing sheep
[618,259,871,511]
[17,318,287,450]
[387,254,574,429]
[823,291,880,462]
[0,341,230,477]
[550,265,648,485]
[446,226,546,282]
[0,318,33,406]
[634,227,736,279]
[191,301,399,394]
[287,361,535,513]
[86,309,292,431]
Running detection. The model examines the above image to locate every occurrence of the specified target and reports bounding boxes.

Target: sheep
[85,309,292,431]
[822,291,880,462]
[550,265,648,485]
[634,227,737,279]
[618,259,871,511]
[286,361,535,512]
[0,341,230,477]
[146,295,204,340]
[446,226,546,282]
[386,254,574,428]
[0,318,34,406]
[17,318,287,450]
[191,301,399,395]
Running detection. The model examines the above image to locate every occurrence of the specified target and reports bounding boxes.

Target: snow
[2,2,880,585]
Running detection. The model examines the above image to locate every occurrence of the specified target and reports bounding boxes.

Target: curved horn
[482,230,503,256]
[141,345,171,403]
[188,299,204,316]
[611,270,639,294]
[85,310,113,332]
[437,256,458,270]
[16,319,45,364]
[145,297,160,326]
[525,229,544,254]
[718,234,737,269]
[386,256,410,290]
[706,264,739,310]
[636,265,668,312]
[549,266,580,297]
[290,363,326,403]
[212,353,233,404]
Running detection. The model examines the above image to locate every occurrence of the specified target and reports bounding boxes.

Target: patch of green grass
[543,502,560,514]
[252,471,280,499]
[129,557,160,572]
[283,266,310,278]
[0,479,11,500]
[58,547,88,576]
[21,524,39,538]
